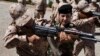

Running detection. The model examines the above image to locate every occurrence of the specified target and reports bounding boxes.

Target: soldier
[72,0,100,56]
[96,0,100,6]
[89,0,99,11]
[51,3,77,56]
[71,0,78,13]
[50,0,59,24]
[4,1,48,56]
[52,0,59,12]
[34,0,47,19]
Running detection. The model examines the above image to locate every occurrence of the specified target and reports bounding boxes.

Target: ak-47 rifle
[79,10,100,17]
[33,25,100,56]
[91,11,100,16]
[33,25,100,42]
[84,11,100,16]
[79,11,100,27]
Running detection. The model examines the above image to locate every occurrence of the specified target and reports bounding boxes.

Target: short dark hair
[58,4,72,14]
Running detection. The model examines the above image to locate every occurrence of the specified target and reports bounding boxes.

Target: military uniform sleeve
[4,25,27,49]
[71,12,94,27]
[3,25,17,41]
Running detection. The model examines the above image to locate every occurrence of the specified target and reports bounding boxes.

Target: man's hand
[28,35,40,43]
[59,32,73,42]
[88,17,98,23]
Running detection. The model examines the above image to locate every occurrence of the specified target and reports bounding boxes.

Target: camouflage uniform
[51,3,77,56]
[34,0,47,19]
[52,0,59,12]
[95,0,100,12]
[59,0,67,5]
[50,0,59,24]
[71,0,86,13]
[71,0,78,13]
[72,0,100,56]
[4,2,48,56]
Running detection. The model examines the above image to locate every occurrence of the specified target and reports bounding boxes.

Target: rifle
[33,25,100,56]
[33,25,100,42]
[79,9,100,18]
[91,11,100,16]
[86,11,100,16]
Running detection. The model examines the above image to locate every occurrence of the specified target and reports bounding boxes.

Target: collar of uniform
[53,21,72,28]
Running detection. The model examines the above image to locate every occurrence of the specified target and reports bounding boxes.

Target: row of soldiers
[3,0,100,56]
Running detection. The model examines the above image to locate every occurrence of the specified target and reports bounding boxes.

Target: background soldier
[97,0,100,7]
[90,0,100,13]
[34,0,47,19]
[72,0,100,56]
[52,0,59,12]
[50,0,59,24]
[3,0,48,56]
[71,0,80,13]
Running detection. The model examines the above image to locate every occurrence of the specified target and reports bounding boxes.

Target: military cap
[15,9,33,27]
[81,0,98,13]
[58,3,72,14]
[9,3,26,19]
[77,0,89,10]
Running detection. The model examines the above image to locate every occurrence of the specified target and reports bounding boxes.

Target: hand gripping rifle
[33,25,100,42]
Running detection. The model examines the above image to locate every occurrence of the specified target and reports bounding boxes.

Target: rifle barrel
[34,25,100,42]
[64,29,94,38]
[92,11,100,16]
